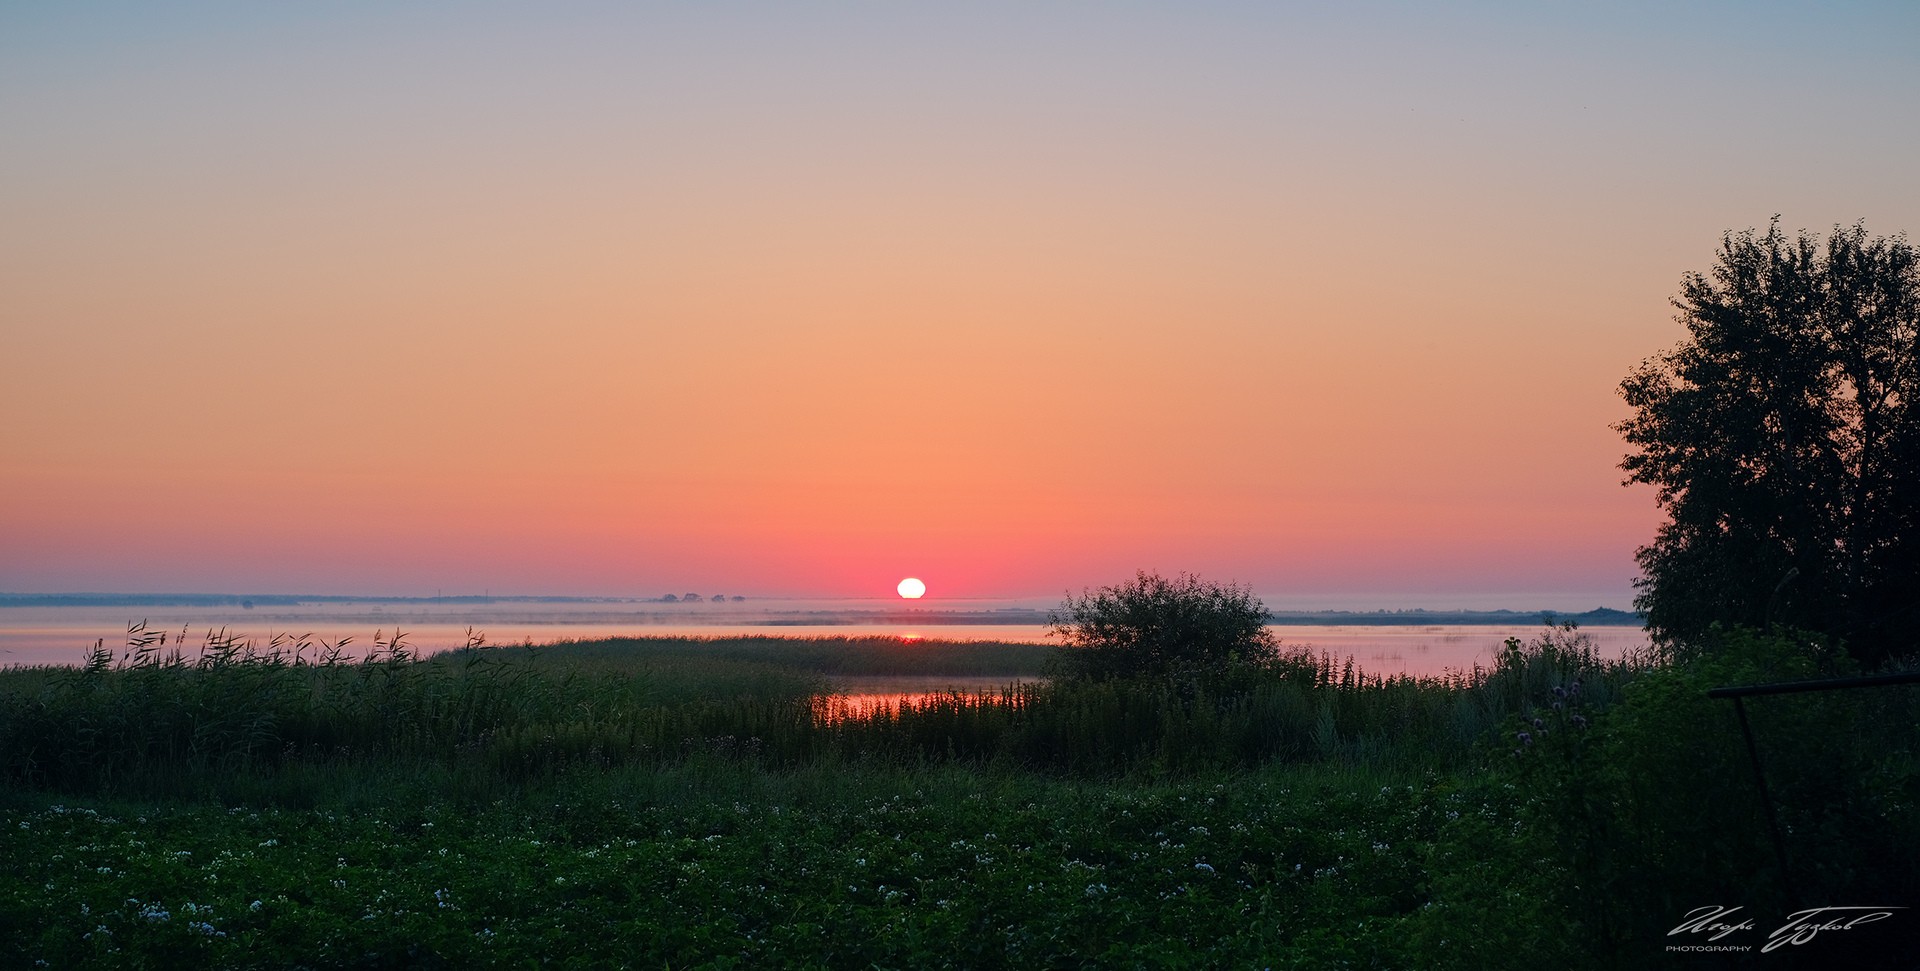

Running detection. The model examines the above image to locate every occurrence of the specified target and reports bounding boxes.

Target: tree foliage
[1617,221,1920,666]
[1047,571,1278,680]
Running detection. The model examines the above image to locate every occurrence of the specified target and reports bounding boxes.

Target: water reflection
[814,676,1035,723]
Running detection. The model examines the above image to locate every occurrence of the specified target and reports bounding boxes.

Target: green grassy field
[2,627,1914,968]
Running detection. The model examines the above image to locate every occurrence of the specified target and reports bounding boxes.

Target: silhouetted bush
[1047,571,1279,682]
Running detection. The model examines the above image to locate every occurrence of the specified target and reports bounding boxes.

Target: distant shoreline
[0,593,1643,627]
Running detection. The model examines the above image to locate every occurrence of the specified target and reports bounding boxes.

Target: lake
[0,597,1649,679]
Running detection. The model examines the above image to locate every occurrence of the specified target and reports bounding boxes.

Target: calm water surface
[0,599,1648,680]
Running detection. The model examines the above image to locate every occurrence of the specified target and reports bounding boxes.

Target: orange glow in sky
[3,5,1916,607]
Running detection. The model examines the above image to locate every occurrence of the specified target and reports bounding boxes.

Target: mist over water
[0,597,1649,678]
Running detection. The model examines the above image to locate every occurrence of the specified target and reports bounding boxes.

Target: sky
[3,2,1917,607]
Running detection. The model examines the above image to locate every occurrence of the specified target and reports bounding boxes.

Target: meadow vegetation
[1,621,1915,968]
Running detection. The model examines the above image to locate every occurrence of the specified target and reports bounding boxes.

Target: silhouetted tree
[1048,571,1278,680]
[1617,220,1920,666]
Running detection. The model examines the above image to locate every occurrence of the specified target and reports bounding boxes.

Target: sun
[896,577,927,599]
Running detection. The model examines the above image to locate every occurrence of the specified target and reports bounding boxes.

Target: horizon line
[0,590,1641,613]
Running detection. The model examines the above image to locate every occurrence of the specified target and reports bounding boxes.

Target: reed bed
[0,621,1631,802]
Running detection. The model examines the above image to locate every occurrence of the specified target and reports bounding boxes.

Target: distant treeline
[778,608,1644,627]
[761,611,1053,626]
[0,593,631,608]
[0,594,1642,626]
[1265,607,1644,626]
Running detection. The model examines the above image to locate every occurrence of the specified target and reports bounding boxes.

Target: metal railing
[1708,670,1920,902]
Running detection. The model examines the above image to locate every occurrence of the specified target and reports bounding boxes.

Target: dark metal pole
[1730,696,1795,903]
[1709,670,1919,909]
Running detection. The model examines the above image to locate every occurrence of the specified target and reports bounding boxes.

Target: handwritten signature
[1763,907,1905,953]
[1669,905,1753,941]
[1669,905,1904,952]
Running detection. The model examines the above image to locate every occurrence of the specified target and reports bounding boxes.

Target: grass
[2,762,1478,969]
[1,623,1914,968]
[0,623,1626,799]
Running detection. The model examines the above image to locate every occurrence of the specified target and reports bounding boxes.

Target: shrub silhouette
[1047,571,1278,681]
